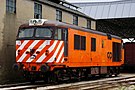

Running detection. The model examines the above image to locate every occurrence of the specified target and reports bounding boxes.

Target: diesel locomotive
[14,19,124,83]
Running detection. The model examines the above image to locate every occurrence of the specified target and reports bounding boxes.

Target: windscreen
[18,28,34,38]
[35,28,52,38]
[18,27,53,39]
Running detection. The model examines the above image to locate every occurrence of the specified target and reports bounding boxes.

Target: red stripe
[16,45,19,51]
[59,54,64,63]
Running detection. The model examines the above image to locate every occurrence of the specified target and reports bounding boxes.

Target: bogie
[21,66,121,83]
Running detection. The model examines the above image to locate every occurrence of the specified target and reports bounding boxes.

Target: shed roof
[73,0,135,19]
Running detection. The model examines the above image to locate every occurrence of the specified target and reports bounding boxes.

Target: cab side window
[74,35,80,50]
[54,28,68,56]
[81,36,86,50]
[54,28,62,40]
[91,38,96,51]
[74,34,86,50]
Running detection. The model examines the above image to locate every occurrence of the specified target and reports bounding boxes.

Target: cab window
[35,28,52,38]
[91,38,96,51]
[54,28,62,40]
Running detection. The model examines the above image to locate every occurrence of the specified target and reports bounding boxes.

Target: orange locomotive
[14,19,124,82]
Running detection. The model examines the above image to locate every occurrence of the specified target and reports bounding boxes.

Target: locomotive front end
[16,39,64,72]
[15,19,66,81]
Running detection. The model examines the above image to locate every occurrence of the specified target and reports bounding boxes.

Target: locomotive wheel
[24,72,36,83]
[108,69,113,77]
[47,71,58,84]
[114,68,120,77]
[114,73,118,77]
[77,69,83,81]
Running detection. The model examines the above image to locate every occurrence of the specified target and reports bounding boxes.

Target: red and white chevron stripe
[16,40,64,63]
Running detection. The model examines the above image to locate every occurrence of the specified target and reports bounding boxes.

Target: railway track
[1,74,135,90]
[37,75,135,90]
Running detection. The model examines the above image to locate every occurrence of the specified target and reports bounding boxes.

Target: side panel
[68,28,91,66]
[67,28,124,67]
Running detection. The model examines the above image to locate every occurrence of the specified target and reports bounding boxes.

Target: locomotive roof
[20,20,121,40]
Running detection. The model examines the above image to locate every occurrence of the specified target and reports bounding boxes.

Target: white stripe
[36,54,46,63]
[56,47,64,63]
[17,40,40,62]
[61,58,65,63]
[16,40,29,57]
[35,40,51,51]
[47,41,63,63]
[26,57,34,63]
[48,41,58,52]
[36,41,58,63]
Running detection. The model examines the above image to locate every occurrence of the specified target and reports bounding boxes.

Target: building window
[73,15,78,25]
[91,38,96,51]
[56,10,62,22]
[91,21,96,30]
[34,3,42,19]
[87,19,91,29]
[6,0,16,13]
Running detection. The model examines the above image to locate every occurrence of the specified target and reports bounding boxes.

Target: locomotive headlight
[26,51,30,54]
[13,63,20,71]
[23,66,26,70]
[40,64,50,72]
[26,49,30,54]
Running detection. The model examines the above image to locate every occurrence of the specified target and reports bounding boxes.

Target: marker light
[23,66,26,70]
[40,64,49,72]
[26,51,30,54]
[29,19,48,26]
[45,50,49,56]
[18,50,21,55]
[36,51,40,54]
[13,63,19,71]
